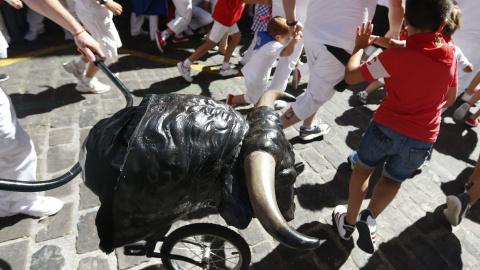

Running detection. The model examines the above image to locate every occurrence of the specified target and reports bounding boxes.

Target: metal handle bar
[0,54,133,192]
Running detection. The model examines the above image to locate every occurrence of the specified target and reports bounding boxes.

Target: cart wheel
[161,223,251,270]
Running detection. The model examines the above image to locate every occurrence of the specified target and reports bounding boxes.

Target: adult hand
[355,21,379,50]
[4,0,23,9]
[74,31,105,62]
[105,1,123,16]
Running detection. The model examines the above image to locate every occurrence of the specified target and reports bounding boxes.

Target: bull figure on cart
[80,90,320,253]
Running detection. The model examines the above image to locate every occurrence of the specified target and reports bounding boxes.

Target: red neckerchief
[406,33,454,66]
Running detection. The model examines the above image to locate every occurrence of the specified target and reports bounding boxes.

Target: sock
[184,58,192,67]
[222,62,229,70]
[82,76,93,84]
[227,94,235,105]
[302,125,314,130]
[161,30,169,39]
[76,58,87,68]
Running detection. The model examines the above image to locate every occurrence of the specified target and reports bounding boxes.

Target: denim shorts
[356,120,434,182]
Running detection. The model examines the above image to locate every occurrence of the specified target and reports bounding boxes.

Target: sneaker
[348,150,357,170]
[416,158,429,170]
[75,77,111,94]
[226,94,234,105]
[155,32,166,53]
[0,74,9,82]
[177,61,193,82]
[465,117,479,127]
[299,123,330,141]
[274,100,286,110]
[444,193,471,226]
[465,181,474,192]
[219,67,239,77]
[292,68,300,90]
[356,209,377,254]
[184,27,194,36]
[332,205,356,240]
[238,59,247,67]
[0,196,64,218]
[172,35,189,43]
[454,102,471,120]
[63,60,86,80]
[356,91,368,104]
[24,28,45,41]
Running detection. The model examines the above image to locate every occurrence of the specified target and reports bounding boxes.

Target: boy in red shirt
[177,0,272,82]
[333,0,457,254]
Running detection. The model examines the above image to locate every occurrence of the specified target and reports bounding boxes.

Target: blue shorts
[356,120,434,182]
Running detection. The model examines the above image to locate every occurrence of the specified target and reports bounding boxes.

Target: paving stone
[47,145,77,173]
[115,246,151,270]
[0,215,33,242]
[77,256,110,270]
[36,202,74,242]
[324,152,347,170]
[49,127,74,146]
[239,220,268,247]
[76,211,100,254]
[414,174,443,198]
[462,232,480,258]
[79,108,101,128]
[31,245,65,270]
[0,240,28,270]
[45,174,77,198]
[79,182,100,210]
[405,235,449,269]
[300,150,332,174]
[394,199,425,224]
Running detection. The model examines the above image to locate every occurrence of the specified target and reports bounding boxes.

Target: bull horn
[244,151,320,250]
[256,90,296,109]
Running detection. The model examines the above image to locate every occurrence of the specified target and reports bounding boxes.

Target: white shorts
[244,79,267,104]
[209,20,239,43]
[75,0,122,59]
[291,41,344,120]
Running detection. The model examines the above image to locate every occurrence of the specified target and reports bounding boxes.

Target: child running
[226,16,302,107]
[334,0,457,254]
[63,0,123,94]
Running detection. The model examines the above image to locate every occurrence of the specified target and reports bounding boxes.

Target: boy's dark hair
[441,5,461,36]
[405,0,453,33]
[267,16,290,38]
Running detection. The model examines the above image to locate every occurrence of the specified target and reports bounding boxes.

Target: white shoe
[177,61,193,82]
[219,67,239,76]
[24,28,45,41]
[76,77,111,94]
[1,196,64,217]
[184,27,194,36]
[454,102,471,120]
[63,60,86,80]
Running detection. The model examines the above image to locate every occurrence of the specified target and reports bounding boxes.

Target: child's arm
[345,22,379,84]
[280,31,302,57]
[374,36,405,49]
[102,0,123,16]
[443,86,458,108]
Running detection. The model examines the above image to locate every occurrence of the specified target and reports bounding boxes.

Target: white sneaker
[76,77,111,94]
[24,28,45,41]
[177,61,193,82]
[63,60,86,80]
[219,67,239,77]
[184,26,194,36]
[454,102,471,120]
[2,196,64,217]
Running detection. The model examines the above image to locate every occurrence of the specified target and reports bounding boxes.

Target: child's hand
[105,1,123,16]
[355,21,379,49]
[293,30,302,40]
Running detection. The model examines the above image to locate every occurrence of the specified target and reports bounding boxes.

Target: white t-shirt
[242,41,285,85]
[455,45,471,71]
[304,0,377,53]
[272,0,308,24]
[377,0,389,8]
[453,0,480,43]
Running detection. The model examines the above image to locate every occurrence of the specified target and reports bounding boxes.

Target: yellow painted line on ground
[0,45,242,79]
[0,43,76,67]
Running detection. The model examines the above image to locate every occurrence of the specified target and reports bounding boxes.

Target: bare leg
[302,114,316,127]
[465,71,480,96]
[222,32,240,63]
[366,173,401,219]
[345,164,375,225]
[218,33,228,53]
[188,40,217,63]
[232,94,246,104]
[281,107,301,128]
[82,55,99,78]
[364,80,385,95]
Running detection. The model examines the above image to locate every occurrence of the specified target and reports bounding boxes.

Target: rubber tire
[161,223,251,270]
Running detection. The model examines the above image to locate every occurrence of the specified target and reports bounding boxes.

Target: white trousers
[167,0,193,34]
[269,39,304,91]
[0,88,38,211]
[189,4,212,30]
